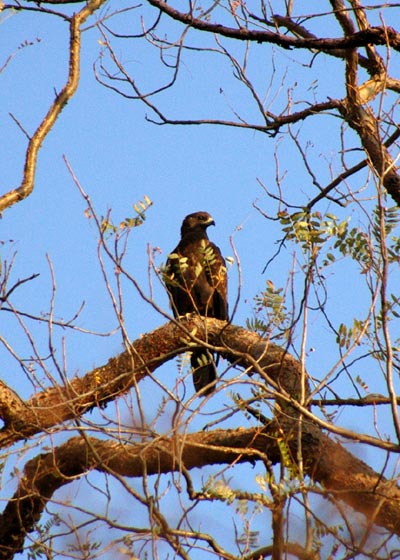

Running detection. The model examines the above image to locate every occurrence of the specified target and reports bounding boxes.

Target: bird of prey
[165,211,228,394]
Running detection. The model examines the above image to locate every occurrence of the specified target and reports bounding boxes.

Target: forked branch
[1,418,400,557]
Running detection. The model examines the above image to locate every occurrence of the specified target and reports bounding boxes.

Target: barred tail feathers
[191,350,217,395]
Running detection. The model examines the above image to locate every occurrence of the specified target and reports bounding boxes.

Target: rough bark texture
[1,423,400,557]
[0,318,399,557]
[0,318,301,448]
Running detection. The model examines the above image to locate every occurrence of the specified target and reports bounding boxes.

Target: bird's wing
[165,247,205,316]
[165,239,228,319]
[198,240,228,320]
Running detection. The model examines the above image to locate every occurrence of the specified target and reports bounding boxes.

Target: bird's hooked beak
[207,218,216,227]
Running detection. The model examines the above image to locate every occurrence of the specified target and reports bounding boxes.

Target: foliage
[100,195,153,233]
[1,1,400,559]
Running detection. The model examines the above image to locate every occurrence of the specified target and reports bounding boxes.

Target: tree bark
[1,318,400,557]
[1,422,400,558]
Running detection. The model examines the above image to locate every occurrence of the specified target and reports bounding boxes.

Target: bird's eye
[198,215,206,221]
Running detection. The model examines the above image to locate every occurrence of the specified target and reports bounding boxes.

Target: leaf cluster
[278,209,350,254]
[100,195,152,234]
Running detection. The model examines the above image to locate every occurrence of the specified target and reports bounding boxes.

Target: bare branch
[1,316,398,457]
[0,317,302,448]
[2,418,400,557]
[0,0,106,212]
[146,0,400,51]
[340,46,400,204]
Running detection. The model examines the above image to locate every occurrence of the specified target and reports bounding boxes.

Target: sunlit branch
[341,50,400,204]
[0,0,106,212]
[3,417,400,556]
[0,315,398,457]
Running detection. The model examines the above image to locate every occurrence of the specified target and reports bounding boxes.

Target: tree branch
[0,317,302,448]
[340,48,400,204]
[1,316,397,453]
[2,420,400,558]
[146,0,400,51]
[0,0,106,213]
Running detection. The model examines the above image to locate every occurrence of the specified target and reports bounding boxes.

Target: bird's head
[180,211,215,236]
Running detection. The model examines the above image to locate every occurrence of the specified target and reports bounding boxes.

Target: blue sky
[1,1,400,556]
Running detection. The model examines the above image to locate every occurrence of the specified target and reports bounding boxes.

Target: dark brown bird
[165,211,228,394]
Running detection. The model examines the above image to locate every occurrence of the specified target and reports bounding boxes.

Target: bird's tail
[191,350,217,395]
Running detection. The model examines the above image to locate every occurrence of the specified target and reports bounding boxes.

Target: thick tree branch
[343,104,400,203]
[341,48,400,204]
[0,381,30,429]
[1,317,397,454]
[0,428,274,557]
[0,317,302,447]
[146,0,400,51]
[272,12,374,74]
[2,420,400,558]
